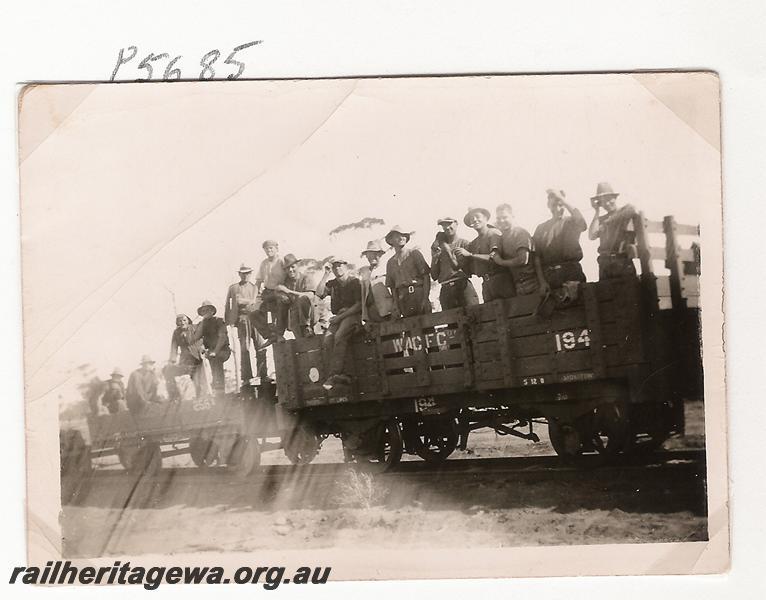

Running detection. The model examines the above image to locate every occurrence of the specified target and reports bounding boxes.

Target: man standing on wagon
[454,207,515,302]
[587,182,638,280]
[359,240,394,323]
[316,257,363,390]
[533,189,588,291]
[163,314,203,401]
[192,300,232,394]
[384,225,432,317]
[253,240,290,344]
[224,263,267,384]
[430,217,479,310]
[490,203,546,296]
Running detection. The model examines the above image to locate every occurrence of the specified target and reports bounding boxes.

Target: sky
[17,73,721,407]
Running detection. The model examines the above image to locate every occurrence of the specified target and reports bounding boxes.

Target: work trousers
[395,284,432,317]
[162,360,203,400]
[252,289,291,339]
[207,355,227,392]
[544,262,586,289]
[439,277,479,310]
[288,295,313,336]
[234,313,268,382]
[598,254,636,281]
[323,317,360,376]
[481,271,516,302]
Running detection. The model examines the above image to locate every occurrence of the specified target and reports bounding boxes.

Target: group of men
[101,181,638,412]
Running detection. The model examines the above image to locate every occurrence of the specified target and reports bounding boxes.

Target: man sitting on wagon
[587,182,638,280]
[316,257,362,390]
[533,189,588,291]
[384,225,432,317]
[163,314,203,402]
[430,217,479,310]
[126,355,162,414]
[271,253,316,338]
[101,367,126,414]
[490,203,546,296]
[192,300,232,394]
[454,207,514,302]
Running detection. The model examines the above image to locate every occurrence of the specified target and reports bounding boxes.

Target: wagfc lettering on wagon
[388,329,455,354]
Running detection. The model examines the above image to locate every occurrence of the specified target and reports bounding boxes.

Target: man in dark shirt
[491,203,544,296]
[430,217,479,310]
[533,189,588,290]
[192,300,232,393]
[101,367,126,414]
[454,207,515,302]
[273,254,316,338]
[316,257,362,389]
[587,182,638,280]
[385,225,432,317]
[163,314,203,401]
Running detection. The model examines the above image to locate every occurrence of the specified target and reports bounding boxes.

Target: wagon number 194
[554,329,591,352]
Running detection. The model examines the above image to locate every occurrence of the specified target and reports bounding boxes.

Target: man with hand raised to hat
[359,240,394,323]
[225,263,267,384]
[385,226,432,318]
[587,182,638,280]
[316,257,363,389]
[533,189,587,291]
[454,207,515,302]
[101,367,126,414]
[431,217,479,310]
[191,301,231,394]
[272,254,316,338]
[126,355,162,414]
[162,314,203,402]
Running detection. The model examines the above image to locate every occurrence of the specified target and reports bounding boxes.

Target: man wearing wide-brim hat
[315,256,364,389]
[454,207,514,302]
[587,182,639,280]
[126,355,162,414]
[430,217,479,310]
[101,366,126,414]
[224,263,267,385]
[271,254,317,338]
[384,225,432,318]
[359,240,394,322]
[191,300,232,393]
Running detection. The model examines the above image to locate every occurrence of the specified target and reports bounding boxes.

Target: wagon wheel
[351,419,403,472]
[411,417,458,463]
[629,401,675,456]
[189,437,220,468]
[283,425,321,465]
[129,443,162,477]
[547,419,584,459]
[590,402,630,459]
[225,435,261,478]
[117,444,138,471]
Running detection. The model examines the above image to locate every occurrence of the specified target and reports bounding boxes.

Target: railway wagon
[76,383,281,477]
[274,214,702,467]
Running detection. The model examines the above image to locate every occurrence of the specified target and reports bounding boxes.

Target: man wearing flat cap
[454,207,514,302]
[430,217,479,310]
[253,240,290,344]
[533,189,588,290]
[316,257,363,389]
[272,254,316,338]
[587,182,638,280]
[225,263,267,384]
[126,355,162,414]
[163,314,203,401]
[359,240,394,322]
[384,225,432,318]
[191,301,231,393]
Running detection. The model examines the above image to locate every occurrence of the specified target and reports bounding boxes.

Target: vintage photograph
[19,73,726,577]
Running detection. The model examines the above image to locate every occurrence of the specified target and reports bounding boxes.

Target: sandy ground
[60,401,708,558]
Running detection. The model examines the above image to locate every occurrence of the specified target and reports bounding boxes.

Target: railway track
[64,448,705,498]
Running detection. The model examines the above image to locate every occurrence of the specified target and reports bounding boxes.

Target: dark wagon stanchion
[273,213,702,469]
